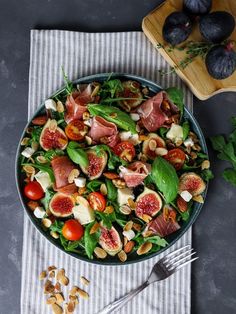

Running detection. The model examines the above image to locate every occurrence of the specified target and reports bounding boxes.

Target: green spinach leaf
[86,180,103,192]
[144,236,168,247]
[67,141,89,168]
[223,168,236,187]
[201,169,214,181]
[84,222,101,259]
[105,179,117,201]
[22,163,55,182]
[182,121,190,140]
[166,87,184,118]
[50,221,64,234]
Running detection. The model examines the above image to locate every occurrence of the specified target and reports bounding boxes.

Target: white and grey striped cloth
[21,30,193,314]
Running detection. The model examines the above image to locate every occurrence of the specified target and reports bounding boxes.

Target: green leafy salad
[19,74,212,262]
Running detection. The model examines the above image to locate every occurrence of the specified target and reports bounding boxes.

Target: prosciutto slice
[137,91,179,132]
[51,156,76,189]
[119,161,151,188]
[65,84,94,124]
[147,211,180,237]
[89,116,120,148]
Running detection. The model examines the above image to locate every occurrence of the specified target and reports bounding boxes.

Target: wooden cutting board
[142,0,236,100]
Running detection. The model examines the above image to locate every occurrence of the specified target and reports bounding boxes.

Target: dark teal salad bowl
[15,73,208,265]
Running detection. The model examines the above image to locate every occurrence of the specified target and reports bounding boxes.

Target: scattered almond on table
[39,266,90,313]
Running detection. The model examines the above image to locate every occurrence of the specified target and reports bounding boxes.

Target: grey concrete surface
[0,0,235,313]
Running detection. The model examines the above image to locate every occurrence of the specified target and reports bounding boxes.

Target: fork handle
[97,281,149,314]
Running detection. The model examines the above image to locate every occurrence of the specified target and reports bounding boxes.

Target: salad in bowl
[16,73,212,264]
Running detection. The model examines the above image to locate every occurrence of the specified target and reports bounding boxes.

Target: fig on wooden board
[162,11,192,46]
[183,0,212,16]
[99,226,122,256]
[49,192,75,217]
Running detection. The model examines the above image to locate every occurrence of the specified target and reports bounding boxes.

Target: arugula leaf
[210,135,226,151]
[59,234,85,254]
[42,149,64,161]
[88,104,137,134]
[105,179,117,201]
[96,144,127,170]
[95,211,116,229]
[143,236,168,247]
[22,163,55,182]
[217,142,236,168]
[182,121,190,140]
[84,222,101,259]
[28,126,42,146]
[201,169,214,181]
[50,221,64,234]
[151,157,179,203]
[231,117,236,128]
[223,168,236,187]
[100,79,123,98]
[86,180,103,192]
[159,127,168,139]
[67,141,89,168]
[61,67,73,95]
[41,189,55,210]
[197,152,208,159]
[166,87,184,118]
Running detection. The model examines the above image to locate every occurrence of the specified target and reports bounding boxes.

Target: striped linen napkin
[21,30,193,314]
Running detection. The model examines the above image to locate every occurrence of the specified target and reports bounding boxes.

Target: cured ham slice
[65,84,94,124]
[89,116,120,147]
[119,161,151,188]
[137,91,179,132]
[147,211,180,237]
[55,183,78,195]
[51,156,76,189]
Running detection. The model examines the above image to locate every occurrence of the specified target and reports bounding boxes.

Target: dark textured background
[0,0,236,313]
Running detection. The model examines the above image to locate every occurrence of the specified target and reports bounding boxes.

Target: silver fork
[97,245,198,314]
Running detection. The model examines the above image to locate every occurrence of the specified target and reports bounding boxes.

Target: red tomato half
[65,120,87,141]
[24,181,44,200]
[164,148,186,170]
[113,141,135,162]
[62,219,84,241]
[88,192,106,212]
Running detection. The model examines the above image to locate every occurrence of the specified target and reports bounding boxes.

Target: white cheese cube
[34,206,46,219]
[166,124,183,142]
[21,147,35,158]
[117,188,134,206]
[180,190,193,202]
[74,177,86,188]
[73,197,95,225]
[119,131,141,145]
[184,137,194,147]
[34,171,52,192]
[123,229,135,241]
[45,99,57,111]
[130,113,140,121]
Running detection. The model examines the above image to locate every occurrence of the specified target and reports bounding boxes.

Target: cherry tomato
[113,141,135,162]
[164,148,186,170]
[24,181,44,200]
[65,120,87,141]
[88,192,106,212]
[62,219,84,241]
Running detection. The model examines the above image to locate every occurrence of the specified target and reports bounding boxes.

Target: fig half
[99,226,122,256]
[135,187,163,220]
[80,148,107,180]
[49,192,75,217]
[162,11,192,46]
[178,172,206,196]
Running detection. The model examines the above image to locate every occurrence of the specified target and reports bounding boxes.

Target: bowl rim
[15,72,208,266]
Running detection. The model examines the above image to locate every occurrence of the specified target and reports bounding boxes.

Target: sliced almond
[137,242,153,255]
[56,101,64,113]
[132,223,142,232]
[118,250,127,262]
[82,111,90,120]
[119,205,131,215]
[68,169,80,184]
[36,155,48,164]
[49,270,55,278]
[85,135,92,145]
[112,179,126,189]
[42,218,52,228]
[49,119,57,131]
[46,296,56,305]
[94,247,107,259]
[192,195,204,203]
[155,147,168,156]
[80,276,90,286]
[55,293,64,304]
[127,198,136,209]
[77,287,89,299]
[91,84,100,97]
[51,303,63,314]
[192,144,201,151]
[139,135,149,141]
[100,183,107,195]
[23,165,35,175]
[67,301,76,313]
[104,205,114,214]
[39,270,47,280]
[56,268,65,281]
[78,186,87,196]
[44,280,55,294]
[143,230,153,238]
[21,137,30,146]
[89,222,100,234]
[124,240,135,253]
[59,275,69,286]
[142,214,152,223]
[123,220,133,232]
[148,139,157,151]
[69,286,79,296]
[69,295,79,304]
[175,138,183,147]
[201,160,210,170]
[123,236,128,246]
[54,282,61,292]
[50,231,59,239]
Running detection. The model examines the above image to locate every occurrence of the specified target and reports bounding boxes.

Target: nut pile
[39,266,90,313]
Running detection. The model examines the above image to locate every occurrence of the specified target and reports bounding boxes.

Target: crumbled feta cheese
[117,188,134,206]
[45,99,57,111]
[74,177,86,188]
[34,206,46,219]
[184,137,194,147]
[84,118,92,127]
[123,229,135,241]
[21,147,35,158]
[130,113,140,121]
[119,131,141,145]
[180,190,192,202]
[73,197,94,225]
[166,123,183,142]
[34,171,52,192]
